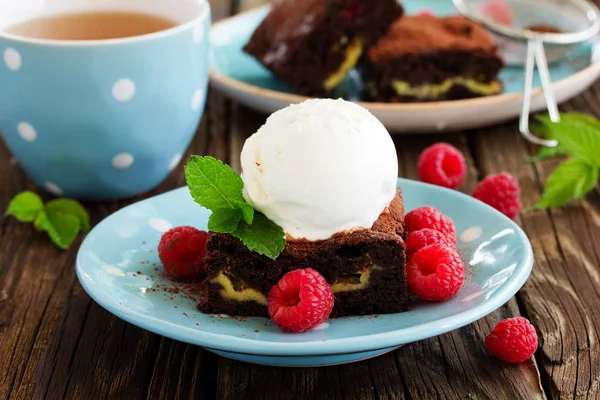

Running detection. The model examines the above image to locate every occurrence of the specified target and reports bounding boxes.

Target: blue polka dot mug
[0,0,210,200]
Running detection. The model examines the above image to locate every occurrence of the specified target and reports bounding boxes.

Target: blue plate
[76,179,533,367]
[209,0,600,132]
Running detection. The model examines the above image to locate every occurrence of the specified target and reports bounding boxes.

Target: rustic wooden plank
[471,86,600,399]
[144,339,218,400]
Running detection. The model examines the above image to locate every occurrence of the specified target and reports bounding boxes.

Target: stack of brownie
[199,189,414,318]
[244,0,503,102]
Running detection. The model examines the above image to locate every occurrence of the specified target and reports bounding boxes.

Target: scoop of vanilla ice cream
[240,98,398,241]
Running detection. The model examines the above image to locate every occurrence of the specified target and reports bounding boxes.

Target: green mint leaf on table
[184,155,286,259]
[539,120,600,167]
[232,212,286,260]
[34,209,81,250]
[527,123,568,162]
[534,158,598,209]
[5,191,88,250]
[45,198,90,231]
[5,191,44,222]
[532,113,600,165]
[538,112,600,131]
[208,208,242,233]
[528,145,569,162]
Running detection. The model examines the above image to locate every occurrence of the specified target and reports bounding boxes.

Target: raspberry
[416,10,435,18]
[406,244,464,301]
[158,226,208,279]
[405,206,456,240]
[341,0,365,18]
[268,268,334,333]
[472,173,521,220]
[417,143,467,189]
[406,228,455,259]
[479,0,514,26]
[485,317,538,363]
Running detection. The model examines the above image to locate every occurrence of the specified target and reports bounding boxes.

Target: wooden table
[2,1,600,398]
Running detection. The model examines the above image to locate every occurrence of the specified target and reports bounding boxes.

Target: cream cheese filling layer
[211,266,381,305]
[211,272,268,305]
[323,37,363,91]
[391,78,502,99]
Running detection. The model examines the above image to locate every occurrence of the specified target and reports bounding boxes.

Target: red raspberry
[485,317,538,363]
[406,228,455,259]
[158,226,208,279]
[405,206,456,240]
[340,0,365,18]
[480,0,514,26]
[417,143,467,189]
[268,268,334,333]
[416,10,435,18]
[472,173,521,220]
[406,244,464,301]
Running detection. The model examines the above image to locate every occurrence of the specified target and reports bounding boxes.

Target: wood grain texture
[1,0,600,398]
[469,91,600,399]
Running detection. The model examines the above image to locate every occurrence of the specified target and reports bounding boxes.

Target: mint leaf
[528,145,569,162]
[538,112,600,131]
[534,158,598,209]
[208,208,242,233]
[45,198,90,231]
[528,123,568,161]
[535,117,600,167]
[5,191,44,222]
[184,156,245,211]
[232,200,254,224]
[6,191,88,250]
[232,212,285,260]
[184,155,286,259]
[33,209,80,250]
[574,166,598,199]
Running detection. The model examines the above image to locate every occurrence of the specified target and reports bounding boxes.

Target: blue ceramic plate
[209,0,600,132]
[77,179,533,367]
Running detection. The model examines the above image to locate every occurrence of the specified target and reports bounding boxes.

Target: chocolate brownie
[364,15,504,102]
[244,0,403,97]
[198,188,415,318]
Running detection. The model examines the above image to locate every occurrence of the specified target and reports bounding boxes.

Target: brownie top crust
[286,187,405,250]
[203,188,406,294]
[368,16,498,62]
[243,0,326,68]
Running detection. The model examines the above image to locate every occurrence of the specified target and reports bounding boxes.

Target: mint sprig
[535,159,598,209]
[233,213,286,260]
[184,156,285,259]
[5,191,90,249]
[530,113,600,209]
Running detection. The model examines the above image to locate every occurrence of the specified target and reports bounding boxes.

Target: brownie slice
[244,0,403,97]
[364,15,504,102]
[198,189,414,318]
